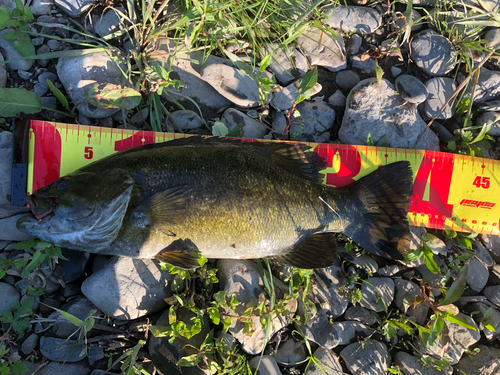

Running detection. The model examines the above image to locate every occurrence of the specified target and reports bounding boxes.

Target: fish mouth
[25,194,57,221]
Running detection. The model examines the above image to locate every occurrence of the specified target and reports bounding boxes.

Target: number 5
[84,146,93,160]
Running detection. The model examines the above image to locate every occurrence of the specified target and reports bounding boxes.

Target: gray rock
[272,80,322,111]
[333,321,372,345]
[170,109,204,130]
[425,313,480,365]
[289,101,335,137]
[274,338,307,367]
[344,306,379,326]
[0,29,32,71]
[328,90,346,107]
[478,100,500,112]
[81,257,175,320]
[475,111,500,136]
[21,333,39,355]
[467,258,489,292]
[17,69,32,80]
[34,82,48,96]
[88,344,104,365]
[392,9,423,33]
[391,66,402,77]
[351,55,376,73]
[201,63,261,108]
[394,351,448,375]
[339,78,440,151]
[344,252,378,274]
[377,265,400,277]
[359,277,394,312]
[271,112,287,135]
[297,27,346,72]
[31,0,53,15]
[0,282,20,312]
[38,71,57,86]
[40,337,87,362]
[305,347,343,375]
[130,107,149,126]
[0,214,34,241]
[340,340,390,375]
[395,74,428,104]
[218,259,296,355]
[346,33,362,55]
[264,43,308,86]
[37,44,51,67]
[47,39,61,51]
[479,359,500,375]
[484,285,500,307]
[0,52,6,88]
[57,248,90,283]
[48,297,96,338]
[394,279,429,325]
[335,70,360,91]
[455,344,500,375]
[411,29,457,76]
[324,5,382,35]
[249,355,282,375]
[424,77,457,120]
[54,0,94,17]
[221,108,267,138]
[56,51,133,118]
[41,96,57,110]
[485,28,500,51]
[94,7,126,37]
[36,361,91,375]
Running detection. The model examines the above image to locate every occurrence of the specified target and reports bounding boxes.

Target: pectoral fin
[136,185,192,225]
[155,238,200,270]
[273,232,338,269]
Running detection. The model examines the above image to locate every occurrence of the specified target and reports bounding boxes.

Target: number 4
[473,176,490,189]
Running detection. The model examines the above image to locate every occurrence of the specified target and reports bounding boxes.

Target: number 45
[473,176,490,189]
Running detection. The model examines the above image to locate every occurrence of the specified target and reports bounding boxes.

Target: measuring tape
[10,120,500,236]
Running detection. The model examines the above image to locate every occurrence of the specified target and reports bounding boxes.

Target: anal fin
[155,239,200,270]
[273,232,338,269]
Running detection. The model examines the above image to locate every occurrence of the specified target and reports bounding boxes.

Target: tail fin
[342,161,413,260]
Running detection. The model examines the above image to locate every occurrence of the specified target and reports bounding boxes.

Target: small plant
[0,340,28,375]
[0,297,34,339]
[0,0,34,57]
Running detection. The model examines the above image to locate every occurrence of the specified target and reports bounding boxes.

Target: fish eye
[57,181,69,190]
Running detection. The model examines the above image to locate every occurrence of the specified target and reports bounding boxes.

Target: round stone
[395,74,428,104]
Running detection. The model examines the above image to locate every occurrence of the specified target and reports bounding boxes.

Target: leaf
[427,314,444,347]
[259,53,273,75]
[149,325,172,337]
[46,79,69,110]
[226,124,244,138]
[423,244,440,274]
[447,141,457,151]
[47,305,86,327]
[87,83,142,110]
[211,121,228,136]
[11,361,28,375]
[436,304,459,315]
[388,319,413,334]
[12,32,35,57]
[0,87,42,116]
[374,62,383,85]
[404,248,422,262]
[178,354,201,367]
[442,312,476,330]
[440,264,468,306]
[423,233,446,254]
[483,321,497,332]
[366,133,374,146]
[469,122,491,144]
[296,67,317,95]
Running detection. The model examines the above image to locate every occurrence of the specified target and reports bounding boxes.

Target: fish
[16,137,413,269]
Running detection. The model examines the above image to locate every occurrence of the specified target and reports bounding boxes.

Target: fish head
[17,168,137,251]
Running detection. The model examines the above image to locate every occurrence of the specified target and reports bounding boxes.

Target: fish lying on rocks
[17,137,413,269]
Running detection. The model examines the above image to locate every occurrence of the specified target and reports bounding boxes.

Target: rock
[455,344,500,375]
[221,108,268,138]
[0,52,6,88]
[471,302,500,340]
[333,321,372,345]
[344,252,378,274]
[289,101,335,137]
[56,51,133,118]
[343,306,379,326]
[346,33,362,55]
[485,28,500,51]
[37,44,51,67]
[218,259,296,355]
[297,27,346,72]
[359,277,394,312]
[351,55,376,73]
[271,112,287,135]
[149,307,211,375]
[394,279,429,325]
[324,5,382,35]
[128,107,148,126]
[274,338,307,367]
[170,110,204,130]
[425,313,480,365]
[47,39,61,50]
[305,347,343,375]
[249,355,282,375]
[0,214,34,241]
[377,265,400,277]
[484,285,500,307]
[475,112,500,136]
[17,69,32,80]
[411,29,457,76]
[40,337,87,362]
[335,70,360,91]
[81,257,175,320]
[36,361,91,375]
[295,262,348,349]
[391,66,402,77]
[479,359,500,375]
[0,282,20,312]
[328,90,346,107]
[31,0,53,15]
[339,78,440,151]
[0,29,33,71]
[34,83,48,96]
[88,344,104,365]
[94,7,125,37]
[55,0,94,17]
[200,63,261,108]
[424,77,457,120]
[57,248,91,283]
[272,80,322,111]
[466,259,489,292]
[340,340,390,375]
[264,43,308,86]
[394,351,449,375]
[391,8,423,33]
[21,333,38,355]
[395,75,428,104]
[478,100,500,112]
[47,297,97,338]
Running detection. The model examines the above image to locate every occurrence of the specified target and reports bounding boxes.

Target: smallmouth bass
[17,138,413,269]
